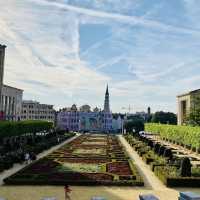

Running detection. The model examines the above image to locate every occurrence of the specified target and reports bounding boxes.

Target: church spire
[104,84,110,112]
[106,84,109,95]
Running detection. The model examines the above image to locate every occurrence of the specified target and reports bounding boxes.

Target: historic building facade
[177,89,200,125]
[21,100,55,123]
[1,85,23,121]
[57,86,122,133]
[0,45,24,121]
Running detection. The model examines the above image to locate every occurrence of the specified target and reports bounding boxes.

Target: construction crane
[121,105,133,114]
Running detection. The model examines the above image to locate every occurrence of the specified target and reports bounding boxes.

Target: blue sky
[0,0,200,113]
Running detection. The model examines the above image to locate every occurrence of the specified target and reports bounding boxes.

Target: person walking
[64,185,71,200]
[30,152,36,161]
[25,152,30,164]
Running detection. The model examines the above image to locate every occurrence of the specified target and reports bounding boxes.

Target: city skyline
[0,0,200,113]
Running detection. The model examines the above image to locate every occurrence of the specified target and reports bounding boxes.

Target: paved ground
[0,134,80,185]
[0,186,179,200]
[0,134,200,200]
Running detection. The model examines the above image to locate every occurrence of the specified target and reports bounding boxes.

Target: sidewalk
[118,135,167,190]
[0,134,80,185]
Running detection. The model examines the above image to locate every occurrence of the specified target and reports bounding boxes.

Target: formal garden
[0,120,75,173]
[4,134,144,186]
[124,123,200,187]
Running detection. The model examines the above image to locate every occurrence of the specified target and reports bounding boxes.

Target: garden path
[119,135,167,190]
[0,134,80,185]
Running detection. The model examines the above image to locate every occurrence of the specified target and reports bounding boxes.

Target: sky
[0,0,200,113]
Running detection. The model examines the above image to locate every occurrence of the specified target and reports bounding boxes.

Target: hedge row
[154,166,200,187]
[145,123,200,149]
[0,120,53,138]
[125,134,200,187]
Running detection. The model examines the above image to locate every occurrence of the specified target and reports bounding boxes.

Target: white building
[21,100,55,123]
[1,84,23,121]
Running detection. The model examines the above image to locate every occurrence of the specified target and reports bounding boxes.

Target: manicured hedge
[145,123,200,149]
[0,120,53,138]
[154,166,200,187]
[125,134,200,187]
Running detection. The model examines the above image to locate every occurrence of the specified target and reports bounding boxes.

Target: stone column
[0,45,6,111]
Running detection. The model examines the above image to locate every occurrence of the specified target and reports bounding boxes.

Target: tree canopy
[0,120,53,138]
[151,111,177,125]
[124,119,144,133]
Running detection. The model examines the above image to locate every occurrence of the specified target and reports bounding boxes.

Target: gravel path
[0,134,80,185]
[118,135,166,190]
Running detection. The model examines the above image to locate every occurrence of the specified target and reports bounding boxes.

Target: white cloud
[1,0,200,113]
[31,0,200,35]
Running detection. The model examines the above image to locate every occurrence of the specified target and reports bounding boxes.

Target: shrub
[147,140,154,148]
[0,121,53,139]
[192,167,200,177]
[158,146,166,156]
[154,143,160,154]
[145,123,200,149]
[180,157,192,177]
[163,148,173,160]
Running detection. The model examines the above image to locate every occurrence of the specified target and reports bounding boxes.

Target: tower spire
[106,84,109,95]
[104,84,110,112]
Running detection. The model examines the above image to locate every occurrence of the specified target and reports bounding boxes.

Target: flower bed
[4,134,144,186]
[107,161,132,175]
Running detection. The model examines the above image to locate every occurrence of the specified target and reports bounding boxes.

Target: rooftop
[3,84,23,91]
[23,100,53,106]
[177,89,200,98]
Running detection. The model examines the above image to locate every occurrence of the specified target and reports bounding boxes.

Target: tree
[188,95,200,126]
[151,111,177,125]
[124,119,144,134]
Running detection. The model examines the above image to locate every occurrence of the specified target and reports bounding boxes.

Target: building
[177,89,200,125]
[79,104,91,112]
[0,45,6,113]
[147,107,151,115]
[112,115,124,133]
[1,85,23,121]
[21,100,55,123]
[57,105,79,131]
[0,45,24,121]
[57,85,122,133]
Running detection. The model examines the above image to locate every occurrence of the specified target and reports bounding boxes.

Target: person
[25,152,30,164]
[30,152,36,161]
[64,185,71,200]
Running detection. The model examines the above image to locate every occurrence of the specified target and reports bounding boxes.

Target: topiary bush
[147,140,154,148]
[158,146,166,156]
[180,157,192,177]
[163,148,173,160]
[154,143,160,154]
